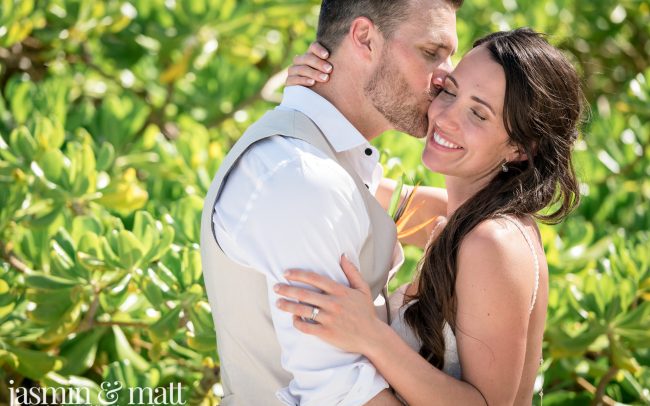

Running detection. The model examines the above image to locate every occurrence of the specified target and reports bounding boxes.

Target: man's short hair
[317,0,463,52]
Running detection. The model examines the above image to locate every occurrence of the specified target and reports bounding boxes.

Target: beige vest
[200,109,397,405]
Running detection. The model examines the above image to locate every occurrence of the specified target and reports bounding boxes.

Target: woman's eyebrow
[471,96,496,116]
[447,75,496,116]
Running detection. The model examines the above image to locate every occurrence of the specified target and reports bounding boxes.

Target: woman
[274,28,584,405]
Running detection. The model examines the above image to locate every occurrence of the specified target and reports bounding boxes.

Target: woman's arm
[365,320,487,405]
[452,220,537,404]
[275,219,539,405]
[376,178,447,248]
[276,258,486,405]
[372,220,536,405]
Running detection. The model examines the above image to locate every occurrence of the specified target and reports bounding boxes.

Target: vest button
[364,148,373,156]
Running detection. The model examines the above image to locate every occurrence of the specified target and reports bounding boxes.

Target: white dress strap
[497,215,540,314]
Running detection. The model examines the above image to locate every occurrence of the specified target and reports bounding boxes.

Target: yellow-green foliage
[0,1,648,405]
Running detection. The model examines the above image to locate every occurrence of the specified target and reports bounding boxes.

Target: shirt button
[364,148,373,156]
[365,184,369,189]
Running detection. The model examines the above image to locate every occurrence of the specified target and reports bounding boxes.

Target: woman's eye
[441,89,456,97]
[471,109,487,121]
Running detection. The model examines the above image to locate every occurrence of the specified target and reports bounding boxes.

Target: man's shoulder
[239,134,328,166]
[216,135,367,239]
[219,134,356,205]
[226,128,346,178]
[232,107,331,165]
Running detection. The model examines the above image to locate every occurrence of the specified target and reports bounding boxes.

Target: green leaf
[611,338,641,373]
[186,331,216,354]
[388,176,404,220]
[132,210,156,253]
[96,142,116,172]
[171,195,203,243]
[538,390,591,405]
[70,141,97,196]
[0,278,17,319]
[149,305,183,342]
[25,273,79,289]
[34,115,65,150]
[140,276,165,309]
[116,230,144,270]
[97,168,149,215]
[99,274,132,312]
[111,326,150,372]
[188,301,215,333]
[26,288,73,319]
[10,125,36,161]
[181,247,202,287]
[58,327,107,375]
[38,148,65,182]
[613,302,650,345]
[72,216,104,241]
[7,80,33,124]
[547,324,607,356]
[51,228,90,280]
[150,263,178,291]
[6,345,63,380]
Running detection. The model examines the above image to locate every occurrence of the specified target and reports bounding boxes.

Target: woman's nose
[431,102,460,133]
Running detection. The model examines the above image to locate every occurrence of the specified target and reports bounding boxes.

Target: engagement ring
[309,306,320,322]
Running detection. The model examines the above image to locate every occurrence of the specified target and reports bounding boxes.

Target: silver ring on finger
[309,306,320,323]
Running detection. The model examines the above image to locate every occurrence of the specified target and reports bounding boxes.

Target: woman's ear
[507,144,529,163]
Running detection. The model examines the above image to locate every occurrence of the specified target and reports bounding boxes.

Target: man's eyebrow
[446,75,496,116]
[426,36,457,55]
[427,40,451,51]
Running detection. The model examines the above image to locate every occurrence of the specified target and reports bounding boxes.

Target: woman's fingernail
[319,73,329,81]
[321,51,329,58]
[308,79,315,85]
[324,64,332,72]
[273,284,280,292]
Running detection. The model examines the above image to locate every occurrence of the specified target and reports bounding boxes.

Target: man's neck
[310,81,389,142]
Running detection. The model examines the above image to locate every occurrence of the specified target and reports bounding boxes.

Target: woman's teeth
[433,132,462,149]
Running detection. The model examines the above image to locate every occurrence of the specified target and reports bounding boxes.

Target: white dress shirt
[213,86,402,405]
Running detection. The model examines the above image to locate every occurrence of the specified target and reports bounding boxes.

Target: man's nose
[441,55,453,73]
[431,57,453,90]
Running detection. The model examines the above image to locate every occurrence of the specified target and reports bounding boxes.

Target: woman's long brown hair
[403,28,586,368]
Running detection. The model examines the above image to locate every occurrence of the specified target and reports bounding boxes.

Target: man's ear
[348,17,382,59]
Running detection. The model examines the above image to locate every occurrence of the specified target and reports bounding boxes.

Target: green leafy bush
[0,0,648,405]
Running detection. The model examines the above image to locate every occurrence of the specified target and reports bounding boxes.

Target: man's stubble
[364,47,433,139]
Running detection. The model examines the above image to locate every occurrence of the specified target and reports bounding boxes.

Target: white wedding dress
[388,215,541,382]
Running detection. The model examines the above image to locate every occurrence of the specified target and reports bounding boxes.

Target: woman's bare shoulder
[456,217,538,310]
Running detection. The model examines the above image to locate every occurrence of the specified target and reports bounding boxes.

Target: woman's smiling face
[422,46,523,185]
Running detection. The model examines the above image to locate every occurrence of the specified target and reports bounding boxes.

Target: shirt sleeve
[214,138,389,405]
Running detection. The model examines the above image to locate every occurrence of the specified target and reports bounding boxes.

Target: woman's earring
[502,161,509,172]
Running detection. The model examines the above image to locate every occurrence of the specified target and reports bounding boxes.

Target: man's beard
[364,53,432,138]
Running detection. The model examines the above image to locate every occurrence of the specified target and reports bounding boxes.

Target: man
[200,0,460,404]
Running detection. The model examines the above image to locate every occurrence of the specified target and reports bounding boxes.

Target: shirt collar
[278,86,369,153]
